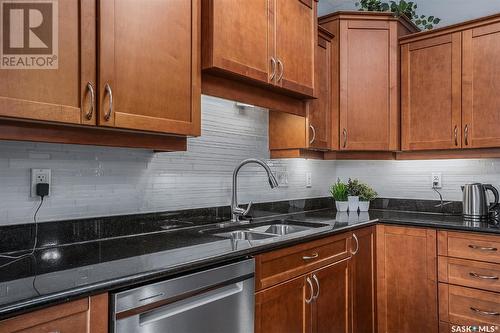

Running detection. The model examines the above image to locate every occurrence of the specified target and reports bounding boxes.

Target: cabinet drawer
[439,283,500,326]
[255,232,350,290]
[12,312,88,333]
[438,231,500,264]
[439,257,500,293]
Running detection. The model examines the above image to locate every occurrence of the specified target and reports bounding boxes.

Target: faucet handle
[243,202,253,216]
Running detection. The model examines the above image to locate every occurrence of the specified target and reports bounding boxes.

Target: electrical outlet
[431,172,442,189]
[306,172,312,188]
[31,168,51,197]
[276,170,289,187]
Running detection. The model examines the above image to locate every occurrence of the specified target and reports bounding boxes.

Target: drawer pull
[470,307,500,316]
[469,272,499,280]
[302,252,319,261]
[305,277,314,304]
[468,244,498,252]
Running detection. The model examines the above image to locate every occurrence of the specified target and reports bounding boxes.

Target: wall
[335,160,500,202]
[318,0,500,27]
[0,96,337,225]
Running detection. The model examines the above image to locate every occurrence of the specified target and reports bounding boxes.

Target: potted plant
[330,179,348,212]
[347,178,363,212]
[359,183,378,211]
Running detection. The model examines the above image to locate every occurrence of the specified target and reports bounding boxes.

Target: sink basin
[214,230,277,241]
[249,224,313,235]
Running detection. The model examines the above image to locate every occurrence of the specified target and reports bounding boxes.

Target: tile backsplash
[0,96,336,225]
[2,95,500,225]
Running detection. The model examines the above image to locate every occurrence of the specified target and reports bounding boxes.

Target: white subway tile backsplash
[0,96,336,225]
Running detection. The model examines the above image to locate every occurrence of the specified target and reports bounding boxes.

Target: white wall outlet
[306,172,312,188]
[276,170,289,187]
[431,172,442,189]
[31,168,51,197]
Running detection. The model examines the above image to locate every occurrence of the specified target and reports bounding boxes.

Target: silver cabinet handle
[351,233,359,255]
[469,272,499,280]
[302,252,319,261]
[104,83,113,121]
[312,274,320,300]
[309,124,316,145]
[454,125,458,146]
[305,277,314,304]
[343,128,347,148]
[270,57,276,81]
[470,307,500,316]
[85,82,95,120]
[277,58,284,83]
[464,125,469,146]
[469,244,498,252]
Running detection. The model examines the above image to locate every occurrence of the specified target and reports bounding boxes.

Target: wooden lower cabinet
[351,227,376,333]
[376,225,438,333]
[255,275,312,333]
[312,259,350,333]
[0,293,108,333]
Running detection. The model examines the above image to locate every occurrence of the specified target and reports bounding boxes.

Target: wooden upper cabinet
[321,12,418,152]
[401,33,462,151]
[201,0,270,84]
[202,0,316,98]
[0,0,96,126]
[99,0,201,136]
[273,0,316,97]
[462,22,500,149]
[376,225,438,333]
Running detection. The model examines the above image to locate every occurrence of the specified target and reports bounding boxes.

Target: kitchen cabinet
[320,12,417,152]
[351,227,376,333]
[438,231,500,331]
[401,14,500,152]
[0,0,200,149]
[0,293,108,333]
[376,225,438,333]
[255,275,312,333]
[401,33,462,150]
[98,0,200,136]
[269,27,335,158]
[202,0,316,98]
[0,0,96,126]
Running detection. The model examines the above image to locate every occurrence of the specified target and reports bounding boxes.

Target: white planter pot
[358,201,370,212]
[335,201,349,212]
[348,196,359,212]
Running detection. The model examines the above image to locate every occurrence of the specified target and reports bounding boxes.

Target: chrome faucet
[231,159,279,222]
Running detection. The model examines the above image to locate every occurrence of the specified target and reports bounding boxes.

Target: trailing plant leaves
[355,0,440,30]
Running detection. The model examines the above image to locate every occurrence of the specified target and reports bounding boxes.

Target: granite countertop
[0,207,499,320]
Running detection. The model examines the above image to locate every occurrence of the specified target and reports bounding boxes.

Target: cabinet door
[462,22,500,148]
[376,225,438,333]
[99,0,201,136]
[308,30,333,150]
[312,259,350,333]
[401,33,462,151]
[255,275,312,333]
[338,20,397,151]
[0,0,96,126]
[274,0,315,97]
[351,227,376,333]
[202,0,271,85]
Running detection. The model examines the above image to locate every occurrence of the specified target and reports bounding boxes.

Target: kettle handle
[484,184,499,210]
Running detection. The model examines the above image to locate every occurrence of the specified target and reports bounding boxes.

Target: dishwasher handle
[139,282,244,326]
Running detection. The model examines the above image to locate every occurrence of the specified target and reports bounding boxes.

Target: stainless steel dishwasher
[111,259,255,333]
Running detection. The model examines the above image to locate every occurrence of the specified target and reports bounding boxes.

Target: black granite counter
[0,198,499,320]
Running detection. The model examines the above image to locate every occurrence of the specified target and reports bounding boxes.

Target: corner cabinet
[202,0,316,98]
[0,0,200,150]
[376,225,438,333]
[401,15,500,151]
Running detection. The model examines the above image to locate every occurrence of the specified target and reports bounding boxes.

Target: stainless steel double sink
[202,219,331,242]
